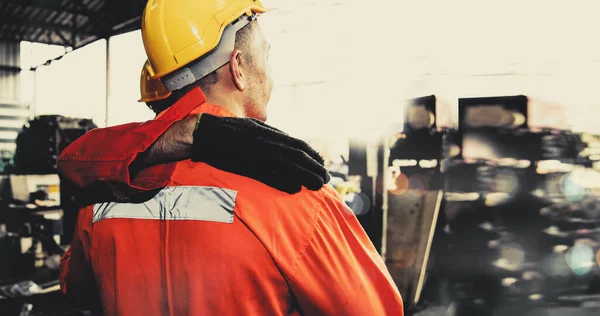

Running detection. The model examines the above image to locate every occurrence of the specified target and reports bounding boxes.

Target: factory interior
[1,0,600,315]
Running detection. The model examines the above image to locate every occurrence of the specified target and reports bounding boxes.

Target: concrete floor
[414,305,600,316]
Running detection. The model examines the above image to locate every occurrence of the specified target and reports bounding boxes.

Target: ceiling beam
[0,114,29,120]
[0,33,67,47]
[0,1,146,47]
[53,28,70,46]
[0,65,21,72]
[0,101,29,109]
[0,32,99,49]
[0,18,99,36]
[0,0,96,16]
[0,127,23,132]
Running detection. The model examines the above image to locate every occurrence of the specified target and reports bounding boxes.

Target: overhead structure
[0,0,146,49]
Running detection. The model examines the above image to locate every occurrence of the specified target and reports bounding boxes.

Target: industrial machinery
[350,95,600,315]
[440,96,600,315]
[346,95,451,311]
[383,95,447,310]
[0,115,96,314]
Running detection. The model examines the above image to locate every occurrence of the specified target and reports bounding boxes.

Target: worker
[58,58,330,205]
[59,1,404,315]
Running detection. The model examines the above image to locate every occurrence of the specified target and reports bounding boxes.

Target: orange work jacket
[59,87,404,315]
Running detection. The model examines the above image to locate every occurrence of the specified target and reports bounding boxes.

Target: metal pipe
[105,38,110,127]
[30,68,36,119]
[381,140,390,257]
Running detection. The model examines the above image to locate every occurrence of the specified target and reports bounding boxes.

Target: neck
[204,90,245,118]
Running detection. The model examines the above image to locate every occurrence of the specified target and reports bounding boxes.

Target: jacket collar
[155,87,237,120]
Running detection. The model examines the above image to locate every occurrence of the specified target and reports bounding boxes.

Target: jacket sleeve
[288,187,404,316]
[59,207,101,310]
[57,119,178,202]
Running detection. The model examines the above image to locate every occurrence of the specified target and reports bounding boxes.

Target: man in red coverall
[58,57,329,206]
[59,0,404,315]
[59,62,329,206]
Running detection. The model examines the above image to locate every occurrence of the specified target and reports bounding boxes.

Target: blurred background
[1,0,600,315]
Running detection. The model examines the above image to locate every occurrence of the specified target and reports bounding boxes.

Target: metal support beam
[0,0,95,16]
[53,28,70,46]
[71,0,82,48]
[100,0,116,38]
[0,35,52,46]
[105,37,110,127]
[111,16,140,33]
[0,20,97,37]
[0,101,29,109]
[0,114,29,120]
[0,0,145,48]
[30,68,37,118]
[0,20,100,48]
[0,33,100,50]
[0,65,20,72]
[0,126,23,132]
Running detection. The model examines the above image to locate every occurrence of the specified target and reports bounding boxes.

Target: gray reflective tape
[93,186,237,224]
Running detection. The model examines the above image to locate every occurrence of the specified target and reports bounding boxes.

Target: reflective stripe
[93,186,237,224]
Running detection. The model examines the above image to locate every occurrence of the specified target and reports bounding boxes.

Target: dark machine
[384,95,450,312]
[349,95,600,315]
[438,96,600,315]
[0,115,96,315]
[347,95,450,311]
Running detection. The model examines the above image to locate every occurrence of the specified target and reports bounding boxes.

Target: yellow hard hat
[142,0,270,91]
[138,60,172,103]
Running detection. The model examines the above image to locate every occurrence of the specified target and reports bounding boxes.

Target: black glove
[192,114,330,194]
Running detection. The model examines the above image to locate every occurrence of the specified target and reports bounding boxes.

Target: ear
[229,49,246,91]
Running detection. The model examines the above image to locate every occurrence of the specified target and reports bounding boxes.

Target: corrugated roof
[0,0,146,49]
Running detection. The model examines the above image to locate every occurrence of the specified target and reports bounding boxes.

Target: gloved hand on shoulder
[192,114,330,194]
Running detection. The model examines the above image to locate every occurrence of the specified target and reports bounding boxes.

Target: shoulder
[167,161,358,267]
[170,160,339,203]
[169,160,352,231]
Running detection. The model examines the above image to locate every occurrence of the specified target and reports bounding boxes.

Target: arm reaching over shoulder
[59,112,329,203]
[57,118,186,204]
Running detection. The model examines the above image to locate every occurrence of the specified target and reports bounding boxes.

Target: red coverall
[59,87,404,315]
